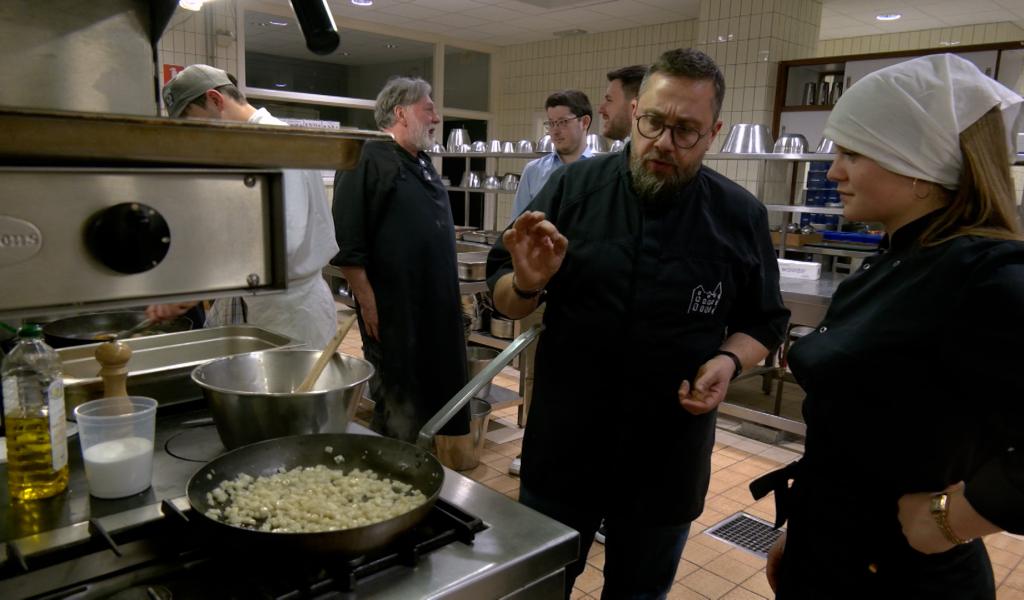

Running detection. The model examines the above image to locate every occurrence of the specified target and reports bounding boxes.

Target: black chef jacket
[486,147,789,525]
[332,140,469,441]
[777,210,1024,596]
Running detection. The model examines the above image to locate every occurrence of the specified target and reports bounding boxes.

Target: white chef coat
[206,108,339,348]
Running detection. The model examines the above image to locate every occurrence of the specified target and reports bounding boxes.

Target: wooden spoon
[295,312,358,393]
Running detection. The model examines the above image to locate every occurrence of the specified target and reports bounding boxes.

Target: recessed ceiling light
[341,51,351,56]
[179,0,204,11]
[385,43,398,48]
[351,0,373,6]
[875,13,901,21]
[268,20,288,26]
[274,83,288,88]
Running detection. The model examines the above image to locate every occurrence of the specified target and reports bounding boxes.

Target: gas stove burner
[164,424,225,462]
[106,585,172,600]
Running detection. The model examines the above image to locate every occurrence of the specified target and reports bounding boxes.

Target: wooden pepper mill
[94,340,132,401]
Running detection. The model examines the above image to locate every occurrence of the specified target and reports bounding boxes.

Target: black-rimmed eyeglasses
[635,114,709,149]
[542,116,580,130]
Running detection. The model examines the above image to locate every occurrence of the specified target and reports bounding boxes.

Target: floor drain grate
[703,512,784,558]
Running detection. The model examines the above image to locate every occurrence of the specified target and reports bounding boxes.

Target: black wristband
[511,273,545,300]
[714,349,742,381]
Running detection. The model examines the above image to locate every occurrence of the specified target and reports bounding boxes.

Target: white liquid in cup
[82,436,154,499]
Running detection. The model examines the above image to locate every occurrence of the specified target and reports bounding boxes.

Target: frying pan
[187,433,443,555]
[186,324,544,555]
[43,311,192,348]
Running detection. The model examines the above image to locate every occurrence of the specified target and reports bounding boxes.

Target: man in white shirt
[510,90,595,220]
[149,64,338,348]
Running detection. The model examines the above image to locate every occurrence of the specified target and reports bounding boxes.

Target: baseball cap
[162,64,233,118]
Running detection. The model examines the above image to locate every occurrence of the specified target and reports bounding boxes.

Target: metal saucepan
[458,257,487,281]
[43,311,192,348]
[186,325,543,555]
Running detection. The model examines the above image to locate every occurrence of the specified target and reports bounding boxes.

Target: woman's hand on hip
[503,211,567,291]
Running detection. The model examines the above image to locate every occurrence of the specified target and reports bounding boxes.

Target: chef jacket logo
[688,282,722,315]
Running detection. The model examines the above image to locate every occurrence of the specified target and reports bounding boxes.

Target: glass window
[244,10,434,100]
[444,46,489,112]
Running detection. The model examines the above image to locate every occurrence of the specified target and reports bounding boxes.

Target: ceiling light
[179,0,204,11]
[274,83,288,88]
[385,43,398,48]
[351,0,373,6]
[875,13,901,21]
[268,20,289,26]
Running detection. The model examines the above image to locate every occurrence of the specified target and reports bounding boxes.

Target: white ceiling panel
[238,0,1023,48]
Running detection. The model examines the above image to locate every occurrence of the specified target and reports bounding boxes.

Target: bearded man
[333,77,473,469]
[485,48,790,599]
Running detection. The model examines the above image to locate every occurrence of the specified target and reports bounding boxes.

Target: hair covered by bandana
[822,53,1023,190]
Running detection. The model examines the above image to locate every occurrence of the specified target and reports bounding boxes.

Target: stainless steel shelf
[764,205,844,214]
[783,244,876,258]
[429,152,545,159]
[705,152,835,161]
[447,186,516,195]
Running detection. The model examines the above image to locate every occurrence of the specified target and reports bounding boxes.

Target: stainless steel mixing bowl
[192,350,375,449]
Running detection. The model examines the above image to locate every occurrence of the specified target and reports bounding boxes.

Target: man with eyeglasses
[332,77,474,470]
[486,48,789,599]
[510,90,595,220]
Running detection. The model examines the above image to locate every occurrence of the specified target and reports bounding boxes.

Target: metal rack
[428,150,545,231]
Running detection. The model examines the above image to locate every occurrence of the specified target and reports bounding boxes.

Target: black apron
[359,149,469,443]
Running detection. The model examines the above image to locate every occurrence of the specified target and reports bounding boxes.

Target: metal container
[462,230,488,244]
[429,142,444,154]
[815,137,837,154]
[483,174,501,190]
[502,141,516,154]
[830,81,844,104]
[191,349,375,449]
[60,325,301,414]
[446,128,470,152]
[466,398,492,469]
[501,173,519,191]
[802,82,817,105]
[490,316,515,339]
[774,133,808,154]
[461,171,481,188]
[470,141,487,153]
[43,310,192,348]
[516,140,533,153]
[719,123,773,154]
[466,346,499,399]
[818,81,831,106]
[610,139,626,153]
[536,134,554,153]
[585,134,609,153]
[488,139,503,153]
[458,255,487,281]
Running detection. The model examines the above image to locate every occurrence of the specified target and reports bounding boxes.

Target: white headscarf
[822,53,1023,189]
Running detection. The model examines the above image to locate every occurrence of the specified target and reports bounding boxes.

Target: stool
[773,325,815,414]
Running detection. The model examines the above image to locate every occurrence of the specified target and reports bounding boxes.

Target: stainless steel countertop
[0,416,578,599]
[779,273,845,306]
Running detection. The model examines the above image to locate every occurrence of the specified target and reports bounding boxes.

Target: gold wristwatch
[929,492,971,545]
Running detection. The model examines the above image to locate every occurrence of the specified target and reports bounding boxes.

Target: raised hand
[503,211,568,291]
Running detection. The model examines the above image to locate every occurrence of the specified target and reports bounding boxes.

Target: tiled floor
[337,314,1024,599]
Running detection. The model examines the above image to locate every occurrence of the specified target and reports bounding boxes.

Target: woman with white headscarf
[751,54,1024,598]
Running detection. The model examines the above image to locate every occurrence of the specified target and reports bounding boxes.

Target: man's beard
[629,148,699,204]
[409,120,433,151]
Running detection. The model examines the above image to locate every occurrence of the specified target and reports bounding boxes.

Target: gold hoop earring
[912,178,930,200]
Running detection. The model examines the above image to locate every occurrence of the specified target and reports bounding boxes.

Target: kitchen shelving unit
[428,150,544,232]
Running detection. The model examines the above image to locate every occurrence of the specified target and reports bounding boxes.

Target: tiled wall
[491,21,696,225]
[695,0,822,199]
[157,1,240,107]
[816,22,1024,58]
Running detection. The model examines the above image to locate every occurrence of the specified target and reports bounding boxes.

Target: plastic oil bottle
[2,324,68,500]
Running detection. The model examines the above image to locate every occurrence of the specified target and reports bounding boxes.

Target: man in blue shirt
[510,90,594,220]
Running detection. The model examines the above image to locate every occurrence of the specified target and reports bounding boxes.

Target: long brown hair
[921,107,1022,246]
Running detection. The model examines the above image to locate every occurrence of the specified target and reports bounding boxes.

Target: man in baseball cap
[162,64,244,119]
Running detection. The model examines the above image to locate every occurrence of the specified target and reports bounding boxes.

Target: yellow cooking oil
[6,413,70,501]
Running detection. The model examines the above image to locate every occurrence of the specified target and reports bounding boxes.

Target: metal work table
[0,410,578,599]
[779,272,846,327]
